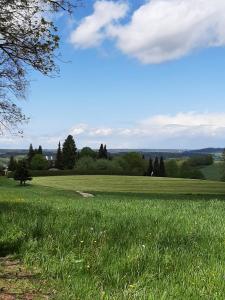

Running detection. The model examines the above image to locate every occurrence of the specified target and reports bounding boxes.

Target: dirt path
[76,191,94,198]
[0,256,53,300]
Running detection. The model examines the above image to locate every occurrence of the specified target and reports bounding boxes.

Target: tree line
[7,134,216,184]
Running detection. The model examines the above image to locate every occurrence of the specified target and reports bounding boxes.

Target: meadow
[1,176,225,299]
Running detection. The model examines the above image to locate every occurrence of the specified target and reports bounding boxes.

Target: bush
[179,162,205,179]
[165,159,179,178]
[119,152,147,175]
[76,157,96,172]
[188,155,214,166]
[30,154,49,170]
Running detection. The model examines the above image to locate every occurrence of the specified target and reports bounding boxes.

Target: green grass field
[34,175,225,194]
[1,176,225,299]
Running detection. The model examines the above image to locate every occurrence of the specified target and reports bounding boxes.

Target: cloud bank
[71,0,225,63]
[3,112,225,149]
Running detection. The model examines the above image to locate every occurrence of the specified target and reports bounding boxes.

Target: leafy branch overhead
[0,0,81,134]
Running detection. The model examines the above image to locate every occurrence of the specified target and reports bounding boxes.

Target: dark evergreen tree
[159,156,166,177]
[55,142,64,169]
[153,157,160,176]
[146,157,153,176]
[62,135,77,169]
[8,156,17,171]
[103,144,108,159]
[14,160,32,186]
[98,144,104,159]
[37,145,43,155]
[27,144,34,164]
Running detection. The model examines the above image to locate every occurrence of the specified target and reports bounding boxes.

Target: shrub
[30,154,49,170]
[165,159,179,178]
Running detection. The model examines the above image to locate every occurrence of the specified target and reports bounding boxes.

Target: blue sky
[2,0,225,149]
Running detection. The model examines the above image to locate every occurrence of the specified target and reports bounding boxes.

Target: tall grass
[1,178,225,299]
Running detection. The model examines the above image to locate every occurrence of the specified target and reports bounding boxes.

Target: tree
[0,0,80,134]
[159,156,166,177]
[55,142,63,169]
[98,144,104,159]
[79,147,97,159]
[103,145,108,159]
[8,156,17,171]
[37,145,43,155]
[165,159,179,178]
[146,157,153,176]
[30,154,49,170]
[27,143,35,165]
[122,152,146,175]
[153,157,159,176]
[14,160,32,185]
[62,135,77,169]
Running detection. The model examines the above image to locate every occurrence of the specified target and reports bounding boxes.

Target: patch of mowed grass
[1,177,225,299]
[34,175,225,194]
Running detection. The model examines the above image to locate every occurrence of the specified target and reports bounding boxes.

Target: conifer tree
[153,156,160,176]
[98,144,104,159]
[55,142,63,169]
[103,144,108,159]
[27,144,34,163]
[159,156,166,177]
[37,145,43,155]
[62,135,77,169]
[14,160,32,186]
[146,157,153,176]
[8,156,17,171]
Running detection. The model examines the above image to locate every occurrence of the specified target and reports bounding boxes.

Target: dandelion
[80,240,84,243]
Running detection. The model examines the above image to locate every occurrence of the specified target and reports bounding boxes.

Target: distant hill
[0,147,223,160]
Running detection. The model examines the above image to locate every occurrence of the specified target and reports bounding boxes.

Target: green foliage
[8,156,17,171]
[27,144,35,165]
[146,157,153,176]
[13,160,32,185]
[179,161,205,179]
[30,154,49,170]
[55,142,63,170]
[76,157,96,172]
[79,147,97,159]
[153,156,159,176]
[121,152,146,175]
[165,159,179,178]
[98,144,108,159]
[62,135,77,169]
[37,145,43,155]
[188,155,214,166]
[159,156,166,177]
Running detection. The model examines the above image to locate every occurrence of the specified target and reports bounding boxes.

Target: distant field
[34,175,225,194]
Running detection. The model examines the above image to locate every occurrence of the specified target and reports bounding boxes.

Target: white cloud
[2,112,225,149]
[71,0,225,63]
[70,0,128,48]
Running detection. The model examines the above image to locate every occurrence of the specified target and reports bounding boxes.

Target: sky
[2,0,225,149]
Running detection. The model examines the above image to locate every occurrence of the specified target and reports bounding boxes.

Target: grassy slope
[201,162,223,181]
[1,177,225,299]
[34,175,225,194]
